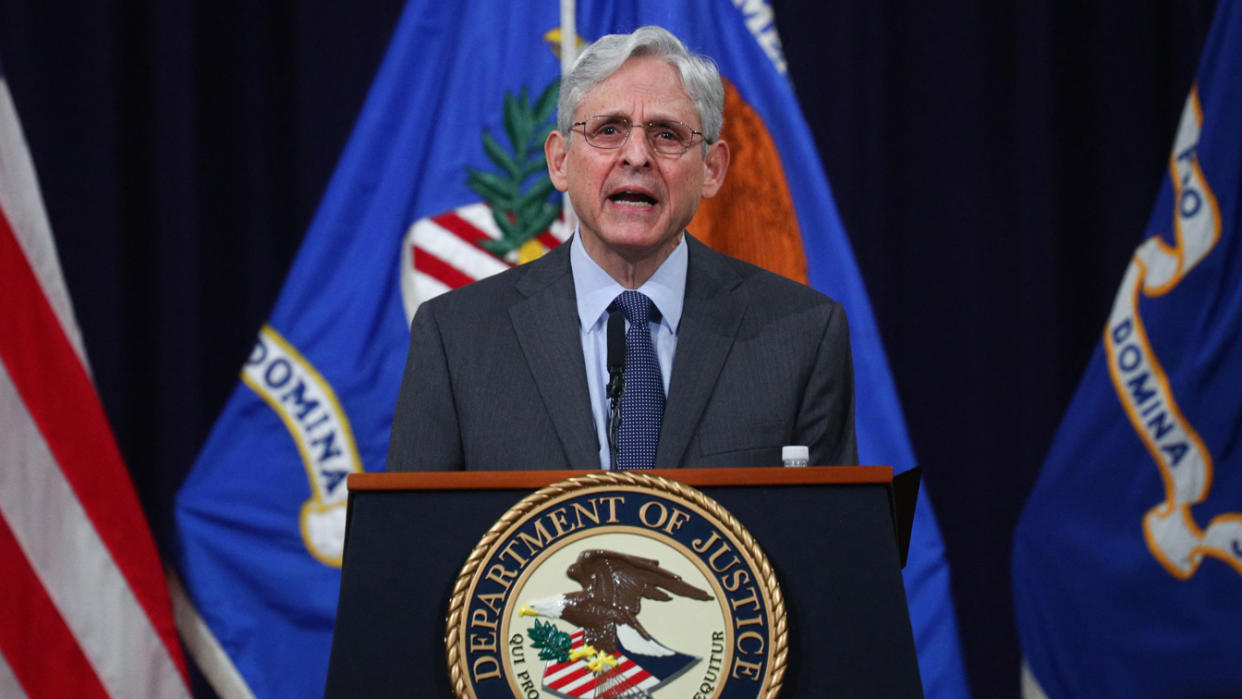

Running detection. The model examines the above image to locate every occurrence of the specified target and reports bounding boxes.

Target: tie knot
[610,290,655,327]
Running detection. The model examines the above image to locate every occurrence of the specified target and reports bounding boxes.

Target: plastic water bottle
[781,445,809,467]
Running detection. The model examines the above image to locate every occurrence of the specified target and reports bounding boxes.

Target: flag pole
[559,0,577,234]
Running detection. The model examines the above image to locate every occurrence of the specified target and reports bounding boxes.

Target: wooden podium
[325,467,922,697]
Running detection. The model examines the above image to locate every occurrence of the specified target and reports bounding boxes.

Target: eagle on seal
[519,549,712,658]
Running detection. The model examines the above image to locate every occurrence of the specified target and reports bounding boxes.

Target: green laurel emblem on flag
[467,79,562,259]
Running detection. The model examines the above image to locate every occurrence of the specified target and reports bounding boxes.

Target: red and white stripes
[0,77,189,698]
[540,629,659,698]
[400,202,571,324]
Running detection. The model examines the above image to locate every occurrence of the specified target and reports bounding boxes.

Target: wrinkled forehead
[575,57,699,124]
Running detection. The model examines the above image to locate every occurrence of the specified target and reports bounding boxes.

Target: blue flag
[175,2,967,696]
[1013,1,1242,695]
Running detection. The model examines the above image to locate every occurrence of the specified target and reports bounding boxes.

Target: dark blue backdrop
[0,1,1218,696]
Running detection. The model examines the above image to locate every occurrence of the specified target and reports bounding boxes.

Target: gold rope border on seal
[444,471,789,699]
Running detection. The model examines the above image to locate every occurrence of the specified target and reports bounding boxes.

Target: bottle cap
[781,445,809,463]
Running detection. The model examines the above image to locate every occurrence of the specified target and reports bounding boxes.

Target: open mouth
[608,189,658,208]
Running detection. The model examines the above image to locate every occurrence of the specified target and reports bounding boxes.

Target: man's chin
[595,229,682,261]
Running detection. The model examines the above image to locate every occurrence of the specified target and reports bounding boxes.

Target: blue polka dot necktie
[610,290,664,470]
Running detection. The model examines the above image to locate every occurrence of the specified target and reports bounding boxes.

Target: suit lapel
[655,236,747,468]
[509,244,600,468]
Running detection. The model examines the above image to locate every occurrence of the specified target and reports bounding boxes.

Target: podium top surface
[348,465,891,492]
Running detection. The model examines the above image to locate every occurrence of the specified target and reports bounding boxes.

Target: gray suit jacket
[386,235,857,471]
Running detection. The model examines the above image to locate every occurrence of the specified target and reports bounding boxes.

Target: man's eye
[597,125,620,136]
[653,129,677,141]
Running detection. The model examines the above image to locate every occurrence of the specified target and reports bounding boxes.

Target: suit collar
[509,243,600,468]
[655,235,748,468]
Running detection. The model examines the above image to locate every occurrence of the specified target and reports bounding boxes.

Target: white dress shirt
[570,233,687,469]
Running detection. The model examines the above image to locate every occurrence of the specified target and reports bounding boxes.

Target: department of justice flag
[1014,0,1242,695]
[175,2,968,696]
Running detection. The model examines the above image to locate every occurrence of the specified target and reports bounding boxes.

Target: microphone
[606,308,625,469]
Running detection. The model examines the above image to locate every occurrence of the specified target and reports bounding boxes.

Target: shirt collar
[570,231,687,332]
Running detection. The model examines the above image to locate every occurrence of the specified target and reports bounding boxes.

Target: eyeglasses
[572,115,707,156]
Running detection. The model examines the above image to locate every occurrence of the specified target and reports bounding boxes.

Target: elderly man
[386,25,856,471]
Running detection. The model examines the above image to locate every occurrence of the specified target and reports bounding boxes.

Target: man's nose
[619,125,653,168]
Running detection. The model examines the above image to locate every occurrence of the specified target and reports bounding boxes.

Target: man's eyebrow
[585,110,685,124]
[639,112,693,126]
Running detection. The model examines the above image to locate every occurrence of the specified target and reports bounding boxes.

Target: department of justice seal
[446,472,787,698]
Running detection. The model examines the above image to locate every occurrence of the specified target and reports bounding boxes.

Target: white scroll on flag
[1014,1,1242,695]
[0,60,190,698]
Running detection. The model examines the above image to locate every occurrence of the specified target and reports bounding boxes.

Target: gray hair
[557,26,725,143]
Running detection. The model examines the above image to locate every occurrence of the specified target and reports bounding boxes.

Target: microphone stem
[606,308,625,469]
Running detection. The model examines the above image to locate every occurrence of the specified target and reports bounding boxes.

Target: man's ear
[545,130,570,192]
[700,139,731,199]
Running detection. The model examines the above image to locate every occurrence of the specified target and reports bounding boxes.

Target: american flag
[0,64,189,697]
